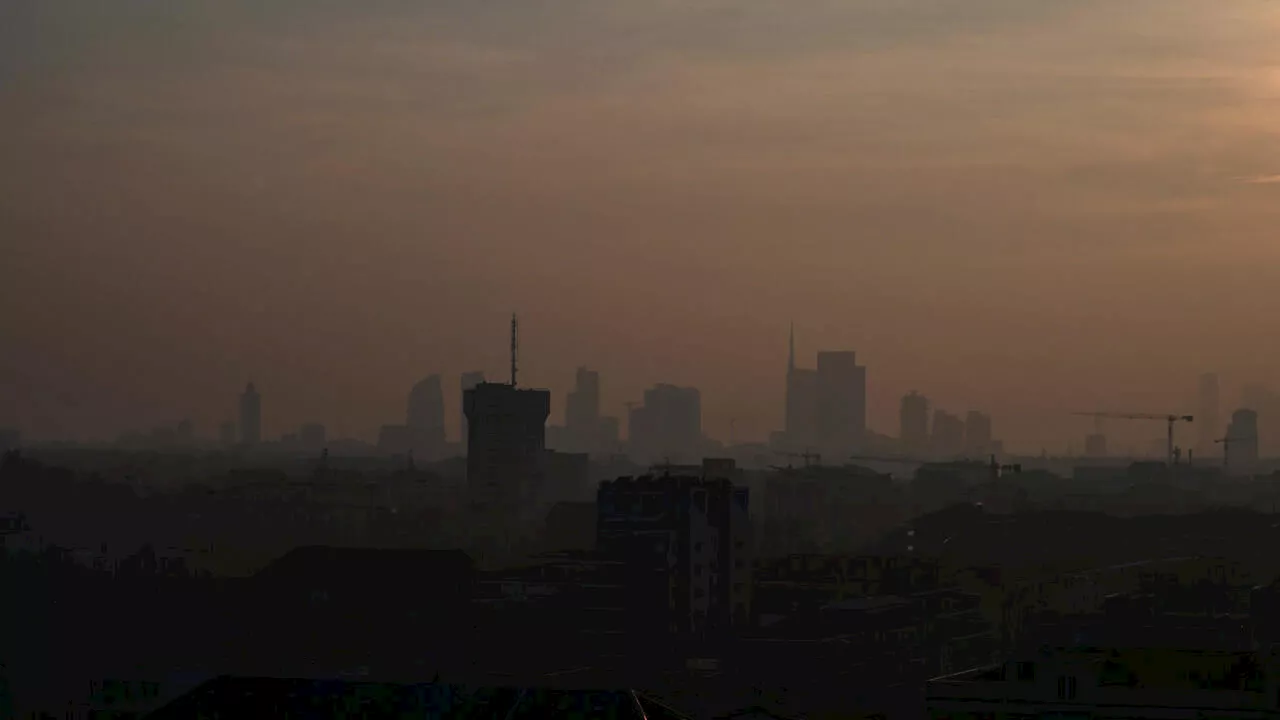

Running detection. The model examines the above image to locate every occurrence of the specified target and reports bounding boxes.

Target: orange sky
[3,0,1280,451]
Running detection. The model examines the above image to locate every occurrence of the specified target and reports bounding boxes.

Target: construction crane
[1214,436,1249,468]
[1071,412,1194,467]
[780,451,822,468]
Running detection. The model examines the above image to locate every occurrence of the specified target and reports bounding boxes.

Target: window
[1057,676,1077,700]
[1016,662,1035,682]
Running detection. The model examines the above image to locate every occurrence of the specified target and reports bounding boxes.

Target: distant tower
[566,367,602,454]
[1227,408,1260,472]
[460,371,487,451]
[900,391,930,453]
[239,383,261,447]
[784,325,818,451]
[407,375,446,461]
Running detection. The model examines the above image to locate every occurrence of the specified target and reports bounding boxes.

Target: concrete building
[901,391,931,453]
[784,326,819,452]
[1227,408,1260,472]
[596,461,753,635]
[931,410,965,459]
[239,383,261,447]
[460,371,486,451]
[407,375,446,461]
[815,351,867,455]
[965,411,993,458]
[464,381,551,534]
[629,384,702,465]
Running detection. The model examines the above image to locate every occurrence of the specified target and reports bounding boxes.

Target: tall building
[1241,383,1280,457]
[596,461,753,635]
[565,366,603,454]
[931,410,965,459]
[1197,373,1220,454]
[784,325,819,451]
[407,375,446,461]
[460,371,486,451]
[464,381,551,530]
[965,411,993,457]
[1226,408,1260,472]
[900,392,931,453]
[239,383,261,447]
[629,384,702,465]
[815,351,868,455]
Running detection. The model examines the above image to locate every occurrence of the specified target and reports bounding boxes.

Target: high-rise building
[565,367,603,454]
[460,371,486,451]
[784,326,819,451]
[407,375,446,461]
[464,381,551,528]
[815,351,868,455]
[629,384,702,465]
[965,411,993,457]
[900,392,930,452]
[1241,383,1280,457]
[239,383,261,447]
[1227,409,1260,472]
[1198,373,1220,454]
[931,410,965,459]
[596,462,753,635]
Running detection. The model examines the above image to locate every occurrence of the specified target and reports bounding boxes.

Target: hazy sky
[4,0,1280,451]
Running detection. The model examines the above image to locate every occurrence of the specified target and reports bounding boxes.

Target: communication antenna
[510,313,519,387]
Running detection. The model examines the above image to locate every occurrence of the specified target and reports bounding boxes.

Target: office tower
[784,326,819,450]
[460,371,486,451]
[299,423,327,454]
[1241,384,1280,457]
[931,410,965,458]
[239,383,261,447]
[218,421,236,448]
[1227,409,1260,472]
[596,462,753,635]
[900,392,930,452]
[815,350,867,454]
[965,411,993,457]
[464,381,551,525]
[407,375,446,461]
[629,384,702,465]
[565,367,601,453]
[1198,373,1220,454]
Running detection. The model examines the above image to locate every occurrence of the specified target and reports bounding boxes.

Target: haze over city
[6,0,1280,450]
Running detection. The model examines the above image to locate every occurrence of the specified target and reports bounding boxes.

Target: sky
[3,0,1280,451]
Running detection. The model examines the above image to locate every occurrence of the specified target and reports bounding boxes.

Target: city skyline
[5,1,1280,450]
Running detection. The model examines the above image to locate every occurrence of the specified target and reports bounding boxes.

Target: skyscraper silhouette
[629,384,702,464]
[815,350,867,455]
[239,383,261,447]
[900,391,930,453]
[784,325,818,451]
[407,375,446,461]
[460,371,486,451]
[464,381,550,541]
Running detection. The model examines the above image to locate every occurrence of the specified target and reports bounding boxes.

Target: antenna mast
[510,313,519,387]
